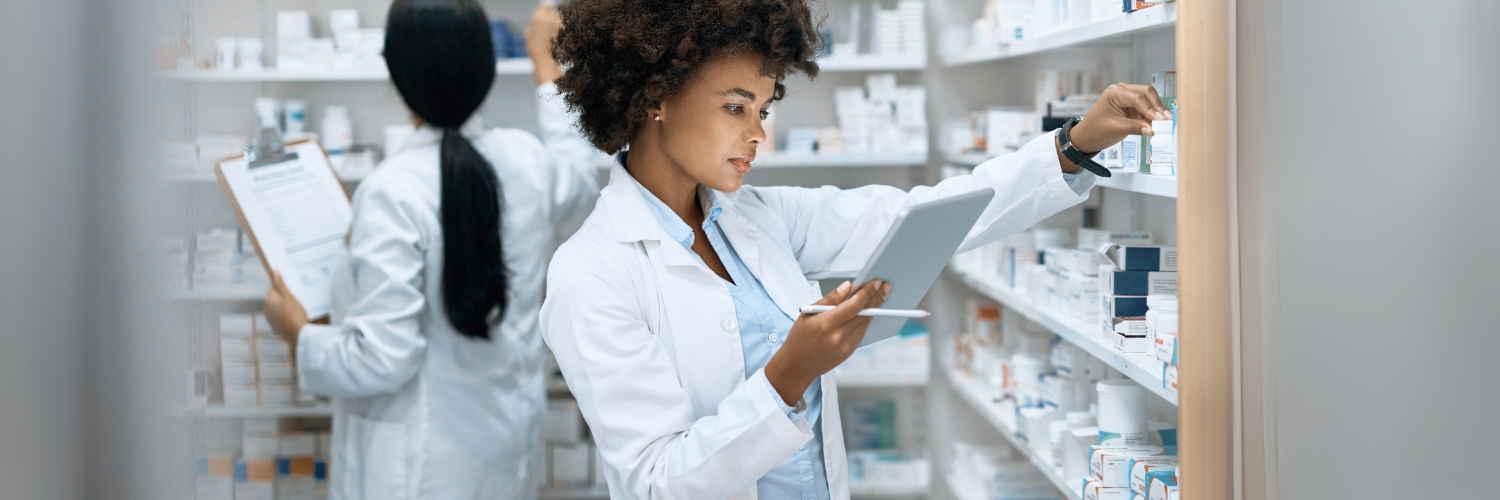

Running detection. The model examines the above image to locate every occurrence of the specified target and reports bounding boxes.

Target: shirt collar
[620,151,727,250]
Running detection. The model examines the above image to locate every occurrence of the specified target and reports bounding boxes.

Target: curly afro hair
[552,0,822,153]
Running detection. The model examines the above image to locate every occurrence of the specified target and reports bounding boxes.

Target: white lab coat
[540,130,1093,500]
[296,85,599,500]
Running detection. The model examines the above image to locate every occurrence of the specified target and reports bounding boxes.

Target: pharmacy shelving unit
[941,3,1176,67]
[943,153,1177,199]
[924,1,1197,499]
[946,264,1176,404]
[942,368,1081,500]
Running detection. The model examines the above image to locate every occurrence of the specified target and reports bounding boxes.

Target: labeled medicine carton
[1079,229,1153,252]
[1109,246,1178,272]
[233,459,275,500]
[1082,477,1132,500]
[1046,248,1103,276]
[1052,341,1107,380]
[1091,445,1173,487]
[1099,266,1178,296]
[195,455,234,500]
[1129,457,1180,496]
[1155,332,1179,365]
[1148,470,1179,500]
[1109,320,1151,353]
[1103,295,1150,318]
[1163,364,1179,394]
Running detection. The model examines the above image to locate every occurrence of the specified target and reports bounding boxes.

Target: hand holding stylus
[764,280,891,406]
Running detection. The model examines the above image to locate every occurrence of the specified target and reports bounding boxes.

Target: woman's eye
[726,105,744,114]
[759,109,770,120]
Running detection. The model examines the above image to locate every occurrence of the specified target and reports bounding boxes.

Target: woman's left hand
[1067,83,1174,154]
[524,1,564,86]
[265,270,309,345]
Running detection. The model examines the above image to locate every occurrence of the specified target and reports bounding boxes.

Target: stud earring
[654,115,661,121]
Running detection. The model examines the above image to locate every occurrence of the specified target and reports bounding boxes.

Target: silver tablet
[853,188,995,346]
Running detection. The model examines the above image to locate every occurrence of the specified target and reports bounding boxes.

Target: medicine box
[1155,332,1178,365]
[1109,324,1150,353]
[1081,477,1131,500]
[1090,446,1170,487]
[1129,457,1179,496]
[1078,229,1153,252]
[1147,470,1179,500]
[1111,316,1148,336]
[1109,246,1178,272]
[1046,248,1103,276]
[1052,341,1106,380]
[1099,267,1178,296]
[195,455,234,500]
[1163,364,1178,394]
[1103,295,1149,318]
[233,459,275,500]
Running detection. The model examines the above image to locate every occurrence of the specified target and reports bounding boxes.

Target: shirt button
[721,317,737,332]
[800,443,807,451]
[768,333,779,343]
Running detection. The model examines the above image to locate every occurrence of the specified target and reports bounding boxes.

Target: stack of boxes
[785,74,926,156]
[193,228,268,290]
[1081,445,1177,500]
[220,313,312,408]
[1097,241,1178,360]
[960,0,1169,58]
[873,1,926,57]
[196,420,331,500]
[276,10,385,72]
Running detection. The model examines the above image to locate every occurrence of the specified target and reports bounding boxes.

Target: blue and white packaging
[1090,445,1172,487]
[1082,477,1132,500]
[1102,245,1179,272]
[1078,229,1153,252]
[1100,265,1178,296]
[1129,457,1179,496]
[1147,470,1179,500]
[1155,331,1178,365]
[1109,318,1150,353]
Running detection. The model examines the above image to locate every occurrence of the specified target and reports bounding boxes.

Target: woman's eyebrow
[718,88,757,100]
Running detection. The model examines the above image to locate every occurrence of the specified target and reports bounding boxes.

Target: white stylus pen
[798,305,931,318]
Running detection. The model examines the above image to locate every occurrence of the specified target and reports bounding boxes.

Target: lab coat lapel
[717,201,808,321]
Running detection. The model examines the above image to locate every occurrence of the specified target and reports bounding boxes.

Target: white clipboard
[215,139,351,320]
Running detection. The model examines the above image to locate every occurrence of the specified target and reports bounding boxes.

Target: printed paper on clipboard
[215,140,351,320]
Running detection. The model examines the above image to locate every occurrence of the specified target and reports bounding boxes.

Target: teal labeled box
[1100,266,1178,296]
[1109,246,1178,272]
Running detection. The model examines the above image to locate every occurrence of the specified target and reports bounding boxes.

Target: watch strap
[1058,116,1112,178]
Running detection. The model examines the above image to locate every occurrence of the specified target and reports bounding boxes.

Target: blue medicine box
[1111,246,1178,272]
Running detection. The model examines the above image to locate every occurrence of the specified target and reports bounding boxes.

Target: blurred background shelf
[818,53,926,72]
[161,58,534,82]
[757,153,926,169]
[186,405,333,418]
[943,368,1081,500]
[944,153,1177,198]
[948,265,1176,404]
[943,4,1176,66]
[167,284,267,301]
[835,372,931,388]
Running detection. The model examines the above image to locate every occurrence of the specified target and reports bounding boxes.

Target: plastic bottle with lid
[1096,379,1149,446]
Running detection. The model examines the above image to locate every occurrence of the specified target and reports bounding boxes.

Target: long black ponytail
[384,0,504,339]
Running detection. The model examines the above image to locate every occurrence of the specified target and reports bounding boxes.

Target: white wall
[1236,1,1500,498]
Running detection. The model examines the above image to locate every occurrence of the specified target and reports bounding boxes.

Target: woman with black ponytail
[260,1,599,498]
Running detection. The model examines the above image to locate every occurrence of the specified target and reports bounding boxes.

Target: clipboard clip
[246,126,300,168]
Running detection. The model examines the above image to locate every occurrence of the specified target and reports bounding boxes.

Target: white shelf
[944,4,1176,66]
[757,152,925,168]
[943,368,1081,500]
[164,170,369,183]
[1093,171,1177,198]
[187,405,333,418]
[168,284,267,301]
[943,153,1177,199]
[948,265,1176,405]
[162,59,534,82]
[818,53,926,72]
[835,372,930,388]
[849,480,930,497]
[538,487,608,500]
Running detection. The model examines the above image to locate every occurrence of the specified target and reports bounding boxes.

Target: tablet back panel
[853,188,995,346]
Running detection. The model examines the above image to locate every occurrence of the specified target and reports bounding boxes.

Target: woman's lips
[729,156,753,174]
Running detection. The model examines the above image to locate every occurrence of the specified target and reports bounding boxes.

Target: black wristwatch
[1057,116,1112,178]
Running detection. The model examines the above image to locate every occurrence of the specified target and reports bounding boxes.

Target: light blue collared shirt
[630,172,829,500]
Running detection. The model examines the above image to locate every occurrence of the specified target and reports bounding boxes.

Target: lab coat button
[722,318,737,332]
[768,333,779,343]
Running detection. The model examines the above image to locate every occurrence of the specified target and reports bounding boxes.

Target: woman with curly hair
[539,1,1170,498]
